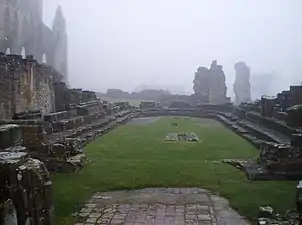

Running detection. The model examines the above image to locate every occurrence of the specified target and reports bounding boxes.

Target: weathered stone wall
[193,60,228,104]
[234,62,251,105]
[0,1,68,83]
[0,151,54,225]
[193,66,210,102]
[0,54,60,119]
[54,82,99,112]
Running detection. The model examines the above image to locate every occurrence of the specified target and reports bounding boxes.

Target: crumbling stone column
[193,66,210,102]
[234,62,251,105]
[193,60,228,104]
[0,150,54,225]
[208,60,228,104]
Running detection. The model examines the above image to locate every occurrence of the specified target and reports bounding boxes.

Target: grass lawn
[53,117,295,224]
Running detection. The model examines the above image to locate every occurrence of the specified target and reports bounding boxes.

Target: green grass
[53,117,295,224]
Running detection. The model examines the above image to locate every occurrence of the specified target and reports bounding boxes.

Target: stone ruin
[168,101,191,109]
[165,133,199,142]
[0,53,135,173]
[136,81,302,182]
[193,60,229,104]
[210,83,302,181]
[1,52,301,224]
[136,96,302,224]
[234,62,251,105]
[139,101,157,109]
[193,66,210,102]
[0,150,53,225]
[0,53,136,224]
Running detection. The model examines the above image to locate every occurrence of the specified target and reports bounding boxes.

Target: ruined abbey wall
[0,0,68,83]
[0,53,61,119]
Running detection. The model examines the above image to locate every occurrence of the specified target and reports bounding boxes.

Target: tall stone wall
[193,60,228,104]
[0,53,60,119]
[234,62,251,105]
[208,60,228,104]
[193,67,210,102]
[0,1,68,83]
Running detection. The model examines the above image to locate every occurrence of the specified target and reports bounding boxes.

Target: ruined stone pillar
[0,150,54,225]
[234,62,251,105]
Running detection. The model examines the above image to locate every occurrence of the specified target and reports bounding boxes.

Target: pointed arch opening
[21,47,26,58]
[42,53,47,64]
[5,48,11,55]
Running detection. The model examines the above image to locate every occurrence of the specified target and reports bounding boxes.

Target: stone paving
[73,188,250,225]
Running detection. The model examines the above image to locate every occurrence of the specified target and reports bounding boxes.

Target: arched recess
[21,47,26,58]
[42,53,47,64]
[5,48,11,55]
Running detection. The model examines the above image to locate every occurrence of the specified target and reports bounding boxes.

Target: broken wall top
[0,53,63,82]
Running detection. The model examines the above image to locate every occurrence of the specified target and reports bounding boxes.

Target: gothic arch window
[21,47,26,58]
[42,53,47,64]
[5,48,11,55]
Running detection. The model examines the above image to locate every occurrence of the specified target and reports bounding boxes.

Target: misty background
[43,0,302,99]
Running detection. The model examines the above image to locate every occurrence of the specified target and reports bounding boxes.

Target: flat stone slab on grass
[73,188,250,225]
[165,133,200,142]
[127,117,162,125]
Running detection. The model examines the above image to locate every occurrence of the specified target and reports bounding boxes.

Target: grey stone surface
[165,133,199,142]
[0,54,59,119]
[73,188,250,225]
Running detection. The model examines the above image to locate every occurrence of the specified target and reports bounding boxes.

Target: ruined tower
[234,62,251,105]
[193,60,228,104]
[193,66,210,102]
[52,6,68,84]
[0,1,68,82]
[208,60,228,104]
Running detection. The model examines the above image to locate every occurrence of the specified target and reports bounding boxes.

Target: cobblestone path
[73,188,250,225]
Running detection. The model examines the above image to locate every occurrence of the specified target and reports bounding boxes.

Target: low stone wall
[245,112,295,137]
[139,108,202,117]
[0,54,60,119]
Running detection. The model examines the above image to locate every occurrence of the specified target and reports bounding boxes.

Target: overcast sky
[43,0,302,96]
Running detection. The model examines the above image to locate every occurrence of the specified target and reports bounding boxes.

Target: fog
[43,0,302,97]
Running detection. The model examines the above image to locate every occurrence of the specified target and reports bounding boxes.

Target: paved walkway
[73,188,250,225]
